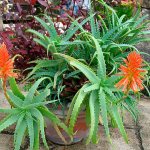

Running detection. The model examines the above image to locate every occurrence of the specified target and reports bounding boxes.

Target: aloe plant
[26,1,150,105]
[55,35,138,144]
[71,0,150,74]
[0,77,70,150]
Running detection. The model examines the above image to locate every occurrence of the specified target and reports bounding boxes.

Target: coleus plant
[0,43,71,150]
[55,34,146,143]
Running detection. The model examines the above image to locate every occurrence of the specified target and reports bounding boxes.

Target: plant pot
[45,110,88,145]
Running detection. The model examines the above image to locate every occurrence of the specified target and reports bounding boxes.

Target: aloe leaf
[86,91,97,144]
[63,14,95,42]
[26,112,34,150]
[0,114,19,133]
[33,120,40,150]
[28,72,55,81]
[14,120,27,150]
[92,95,100,144]
[84,83,99,93]
[65,90,80,124]
[32,89,50,103]
[59,40,85,46]
[124,97,138,122]
[104,88,117,101]
[69,83,89,133]
[23,77,48,106]
[25,59,63,80]
[65,70,80,79]
[53,69,67,89]
[39,106,71,135]
[35,16,56,41]
[24,100,57,109]
[14,113,25,146]
[9,78,25,100]
[44,15,58,40]
[31,108,49,149]
[111,105,128,143]
[26,29,44,39]
[33,38,47,49]
[7,91,23,108]
[89,36,106,78]
[90,14,97,38]
[127,37,150,44]
[133,14,148,28]
[55,53,99,84]
[98,15,108,33]
[0,108,20,114]
[99,88,110,139]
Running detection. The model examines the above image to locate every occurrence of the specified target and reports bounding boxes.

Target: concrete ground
[0,92,149,150]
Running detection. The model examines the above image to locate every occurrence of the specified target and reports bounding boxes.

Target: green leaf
[31,108,49,149]
[133,14,148,28]
[99,88,110,139]
[9,78,25,100]
[84,83,99,93]
[25,59,63,80]
[27,29,45,40]
[23,100,57,109]
[0,108,20,114]
[111,105,128,143]
[0,114,19,133]
[39,106,70,135]
[14,120,27,150]
[86,91,97,144]
[32,88,50,103]
[53,69,67,89]
[104,87,117,101]
[69,84,89,133]
[7,91,23,108]
[44,15,58,40]
[14,113,25,146]
[33,38,47,49]
[92,92,100,144]
[55,53,99,84]
[23,77,48,106]
[35,16,57,41]
[33,120,40,150]
[90,14,97,38]
[65,90,80,124]
[26,112,34,150]
[89,36,106,78]
[63,14,95,41]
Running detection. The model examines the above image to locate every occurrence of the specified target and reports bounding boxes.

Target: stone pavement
[0,89,150,150]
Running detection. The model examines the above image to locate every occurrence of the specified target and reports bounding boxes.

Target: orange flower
[0,43,10,67]
[115,51,146,93]
[0,43,17,80]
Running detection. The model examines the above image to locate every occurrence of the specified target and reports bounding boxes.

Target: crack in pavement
[135,121,144,150]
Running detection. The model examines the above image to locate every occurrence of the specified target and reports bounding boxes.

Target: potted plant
[0,0,149,149]
[0,43,71,149]
[25,0,150,146]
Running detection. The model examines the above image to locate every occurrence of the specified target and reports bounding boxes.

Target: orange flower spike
[0,43,10,67]
[115,51,146,93]
[0,43,17,81]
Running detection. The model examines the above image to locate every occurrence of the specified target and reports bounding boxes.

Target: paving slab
[53,127,140,150]
[0,134,13,150]
[0,89,149,150]
[138,98,150,150]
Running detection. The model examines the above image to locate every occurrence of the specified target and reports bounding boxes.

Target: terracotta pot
[45,110,88,145]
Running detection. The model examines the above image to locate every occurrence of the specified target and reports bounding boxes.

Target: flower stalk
[2,79,14,107]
